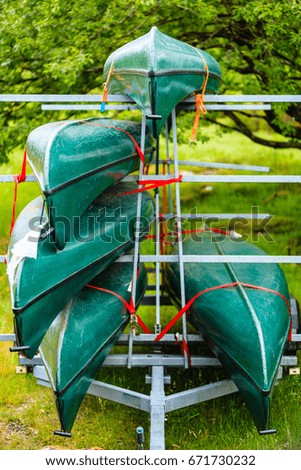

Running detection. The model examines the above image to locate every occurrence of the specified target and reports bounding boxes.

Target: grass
[0,123,300,450]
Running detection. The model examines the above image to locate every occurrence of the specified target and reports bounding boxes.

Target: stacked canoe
[103,26,221,137]
[7,26,291,437]
[164,232,291,433]
[7,118,155,433]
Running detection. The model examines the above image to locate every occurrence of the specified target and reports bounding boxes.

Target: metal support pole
[149,366,166,450]
[127,114,147,368]
[171,109,188,368]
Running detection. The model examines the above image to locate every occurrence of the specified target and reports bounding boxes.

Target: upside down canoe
[40,262,147,435]
[103,26,221,137]
[7,182,154,359]
[164,232,291,433]
[26,118,153,250]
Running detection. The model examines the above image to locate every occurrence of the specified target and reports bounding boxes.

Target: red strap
[175,333,192,366]
[79,121,145,165]
[288,316,293,342]
[117,176,183,196]
[10,148,27,236]
[16,148,27,184]
[136,314,152,334]
[145,233,173,246]
[86,284,151,334]
[155,281,291,342]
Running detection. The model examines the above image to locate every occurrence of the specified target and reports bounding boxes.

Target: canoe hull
[40,262,147,433]
[103,27,221,137]
[7,183,154,358]
[164,233,290,432]
[26,118,153,249]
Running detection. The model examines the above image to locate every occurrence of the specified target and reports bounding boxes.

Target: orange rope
[190,49,209,142]
[101,61,114,112]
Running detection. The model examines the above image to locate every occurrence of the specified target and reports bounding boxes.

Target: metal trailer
[0,94,301,449]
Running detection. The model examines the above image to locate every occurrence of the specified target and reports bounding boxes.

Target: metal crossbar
[123,175,301,183]
[41,104,272,111]
[117,255,301,264]
[1,93,300,102]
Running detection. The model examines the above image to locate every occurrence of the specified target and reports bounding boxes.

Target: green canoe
[164,232,291,433]
[103,27,221,137]
[26,118,153,250]
[40,262,147,435]
[7,182,154,359]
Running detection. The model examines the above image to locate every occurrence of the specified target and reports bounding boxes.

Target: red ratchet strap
[10,148,27,236]
[118,175,183,196]
[155,281,291,343]
[86,284,151,334]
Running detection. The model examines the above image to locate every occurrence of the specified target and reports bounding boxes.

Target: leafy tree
[0,0,300,163]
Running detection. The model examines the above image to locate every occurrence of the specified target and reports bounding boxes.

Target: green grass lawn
[0,123,300,450]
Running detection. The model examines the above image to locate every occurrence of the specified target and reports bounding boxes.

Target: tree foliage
[0,0,300,163]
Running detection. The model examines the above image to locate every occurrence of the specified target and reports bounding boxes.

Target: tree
[0,0,300,164]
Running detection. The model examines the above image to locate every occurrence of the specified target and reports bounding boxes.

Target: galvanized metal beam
[149,366,166,450]
[165,379,238,412]
[41,104,272,111]
[88,381,150,412]
[171,108,189,368]
[183,95,301,103]
[180,175,301,183]
[162,212,271,220]
[123,174,301,183]
[21,351,299,369]
[0,334,15,341]
[42,104,140,111]
[163,160,270,173]
[101,354,221,368]
[117,254,301,264]
[1,94,300,103]
[3,173,299,186]
[0,175,36,182]
[0,94,107,102]
[179,104,272,111]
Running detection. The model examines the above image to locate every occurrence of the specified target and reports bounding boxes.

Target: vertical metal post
[128,114,147,368]
[149,366,165,450]
[171,109,189,368]
[165,122,174,218]
[155,137,161,333]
